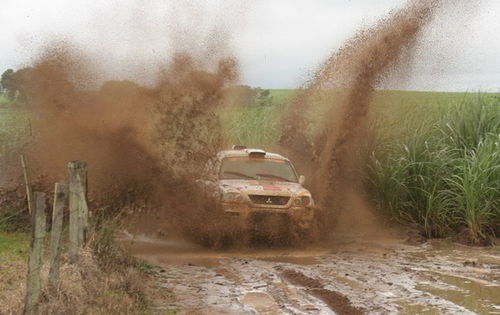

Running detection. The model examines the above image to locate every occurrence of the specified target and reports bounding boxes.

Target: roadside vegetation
[0,232,30,311]
[0,108,30,172]
[0,92,170,313]
[368,93,499,244]
[0,227,167,314]
[0,193,169,314]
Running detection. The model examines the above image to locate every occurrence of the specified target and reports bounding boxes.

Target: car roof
[216,149,290,161]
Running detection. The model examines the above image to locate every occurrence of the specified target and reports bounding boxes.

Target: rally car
[199,146,315,236]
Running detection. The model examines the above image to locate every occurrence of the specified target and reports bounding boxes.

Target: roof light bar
[247,149,266,157]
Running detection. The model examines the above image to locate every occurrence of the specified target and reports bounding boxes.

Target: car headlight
[221,192,246,203]
[293,196,311,207]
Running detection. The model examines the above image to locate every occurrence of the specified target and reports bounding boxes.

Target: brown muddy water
[118,232,500,314]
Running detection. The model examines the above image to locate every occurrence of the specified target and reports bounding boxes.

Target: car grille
[248,195,290,206]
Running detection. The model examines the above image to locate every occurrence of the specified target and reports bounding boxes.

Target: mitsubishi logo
[266,197,273,204]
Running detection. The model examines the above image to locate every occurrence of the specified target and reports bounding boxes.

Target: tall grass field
[367,93,499,244]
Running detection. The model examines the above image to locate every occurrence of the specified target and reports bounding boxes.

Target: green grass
[0,94,10,106]
[268,89,299,105]
[224,103,282,148]
[0,108,32,234]
[0,232,29,311]
[0,233,29,263]
[0,108,30,135]
[0,108,30,164]
[0,93,27,107]
[367,93,500,243]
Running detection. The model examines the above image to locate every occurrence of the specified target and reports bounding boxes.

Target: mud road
[118,233,500,314]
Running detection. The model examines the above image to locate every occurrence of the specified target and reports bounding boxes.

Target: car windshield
[220,157,298,182]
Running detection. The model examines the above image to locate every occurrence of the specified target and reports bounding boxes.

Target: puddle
[418,273,500,315]
[118,232,328,268]
[119,232,500,314]
[117,233,222,267]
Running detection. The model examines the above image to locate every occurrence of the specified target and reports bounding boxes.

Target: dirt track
[119,233,500,314]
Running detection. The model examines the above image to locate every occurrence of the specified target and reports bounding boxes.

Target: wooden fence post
[48,183,68,292]
[68,161,88,263]
[23,192,46,315]
[20,154,34,216]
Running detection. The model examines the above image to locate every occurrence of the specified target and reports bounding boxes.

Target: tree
[1,69,14,96]
[255,88,273,107]
[1,67,33,102]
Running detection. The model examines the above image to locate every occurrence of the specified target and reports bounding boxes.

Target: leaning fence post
[20,154,34,216]
[68,161,88,263]
[48,183,68,292]
[23,192,46,315]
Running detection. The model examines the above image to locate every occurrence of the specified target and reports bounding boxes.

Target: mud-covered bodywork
[199,149,315,232]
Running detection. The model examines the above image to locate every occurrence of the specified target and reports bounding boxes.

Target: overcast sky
[1,0,499,91]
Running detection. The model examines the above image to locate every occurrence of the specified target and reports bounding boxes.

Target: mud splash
[27,49,235,183]
[279,0,458,238]
[13,3,241,243]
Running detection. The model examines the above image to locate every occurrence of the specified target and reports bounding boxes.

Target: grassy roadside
[0,107,31,182]
[0,226,175,314]
[0,232,30,312]
[0,104,176,313]
[367,94,499,244]
[0,232,29,261]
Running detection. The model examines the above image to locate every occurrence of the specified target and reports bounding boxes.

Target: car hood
[218,179,311,196]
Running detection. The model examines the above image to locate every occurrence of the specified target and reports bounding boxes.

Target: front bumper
[220,203,315,229]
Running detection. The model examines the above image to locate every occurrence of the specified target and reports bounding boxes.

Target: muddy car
[199,146,315,237]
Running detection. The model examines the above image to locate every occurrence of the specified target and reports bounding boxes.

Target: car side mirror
[299,175,306,185]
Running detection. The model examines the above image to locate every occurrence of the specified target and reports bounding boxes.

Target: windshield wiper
[255,173,292,182]
[222,171,256,179]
